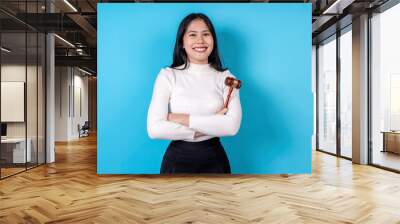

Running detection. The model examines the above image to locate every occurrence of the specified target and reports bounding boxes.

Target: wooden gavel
[224,77,242,108]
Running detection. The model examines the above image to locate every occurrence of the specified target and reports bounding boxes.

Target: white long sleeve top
[147,63,242,142]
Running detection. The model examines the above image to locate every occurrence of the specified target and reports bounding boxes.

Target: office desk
[1,138,32,163]
[382,131,400,154]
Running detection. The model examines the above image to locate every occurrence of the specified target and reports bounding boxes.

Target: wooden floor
[0,167,26,178]
[1,163,45,178]
[373,150,400,171]
[1,135,400,224]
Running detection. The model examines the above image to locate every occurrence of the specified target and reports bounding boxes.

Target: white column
[46,33,55,163]
[352,14,369,164]
[46,1,55,163]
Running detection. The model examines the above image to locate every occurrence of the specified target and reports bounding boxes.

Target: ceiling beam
[67,13,97,41]
[55,55,96,72]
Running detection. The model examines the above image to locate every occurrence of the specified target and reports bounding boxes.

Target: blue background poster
[98,3,312,174]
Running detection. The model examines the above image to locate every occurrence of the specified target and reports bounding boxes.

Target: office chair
[78,121,90,138]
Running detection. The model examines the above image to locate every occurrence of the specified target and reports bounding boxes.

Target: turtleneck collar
[186,62,212,72]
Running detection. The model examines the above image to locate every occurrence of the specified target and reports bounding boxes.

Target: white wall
[55,66,69,141]
[55,67,89,141]
[1,63,46,164]
[1,65,40,138]
[70,72,89,139]
[1,65,26,137]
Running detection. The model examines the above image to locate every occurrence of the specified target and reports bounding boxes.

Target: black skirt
[160,137,231,174]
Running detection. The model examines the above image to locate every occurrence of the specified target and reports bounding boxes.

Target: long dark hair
[170,13,227,72]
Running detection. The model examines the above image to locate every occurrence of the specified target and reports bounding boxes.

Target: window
[317,35,337,154]
[339,27,352,158]
[371,2,400,171]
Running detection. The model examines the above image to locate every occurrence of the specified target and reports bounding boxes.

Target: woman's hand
[194,132,205,138]
[168,108,228,126]
[216,107,228,115]
[168,108,228,137]
[167,113,189,127]
[167,108,228,127]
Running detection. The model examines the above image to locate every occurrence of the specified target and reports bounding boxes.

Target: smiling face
[182,19,214,64]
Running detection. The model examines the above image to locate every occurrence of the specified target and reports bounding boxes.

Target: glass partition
[0,1,46,179]
[1,30,28,177]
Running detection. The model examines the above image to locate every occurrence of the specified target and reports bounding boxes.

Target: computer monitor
[1,123,7,137]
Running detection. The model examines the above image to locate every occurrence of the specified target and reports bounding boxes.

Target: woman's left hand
[167,113,189,127]
[168,107,228,127]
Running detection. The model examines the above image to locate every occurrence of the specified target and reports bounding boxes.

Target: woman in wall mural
[147,13,242,174]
